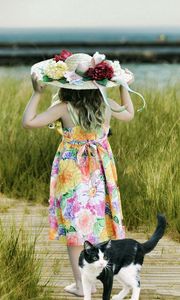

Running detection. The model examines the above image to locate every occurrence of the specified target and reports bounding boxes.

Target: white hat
[31,50,146,112]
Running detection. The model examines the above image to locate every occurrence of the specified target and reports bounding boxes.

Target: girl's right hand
[31,72,46,94]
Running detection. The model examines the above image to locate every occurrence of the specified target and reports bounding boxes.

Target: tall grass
[0,77,179,238]
[108,84,180,236]
[0,77,59,202]
[0,220,51,299]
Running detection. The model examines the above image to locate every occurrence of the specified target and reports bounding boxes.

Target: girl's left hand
[31,72,46,94]
[125,68,135,85]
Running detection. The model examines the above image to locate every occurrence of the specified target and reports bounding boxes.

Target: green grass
[0,77,58,202]
[108,84,180,238]
[0,77,179,239]
[0,220,51,300]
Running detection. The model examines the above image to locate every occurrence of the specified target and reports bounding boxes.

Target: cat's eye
[104,255,108,260]
[93,257,98,261]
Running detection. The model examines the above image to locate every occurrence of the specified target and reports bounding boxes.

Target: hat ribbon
[93,79,146,113]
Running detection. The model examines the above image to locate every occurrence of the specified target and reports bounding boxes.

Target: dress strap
[67,102,80,126]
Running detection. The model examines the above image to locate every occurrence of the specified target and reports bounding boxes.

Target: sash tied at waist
[64,134,108,167]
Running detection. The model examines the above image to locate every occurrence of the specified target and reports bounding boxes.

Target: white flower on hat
[107,60,124,81]
[91,51,106,66]
[44,60,68,80]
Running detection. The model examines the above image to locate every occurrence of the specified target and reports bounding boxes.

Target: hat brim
[31,59,133,90]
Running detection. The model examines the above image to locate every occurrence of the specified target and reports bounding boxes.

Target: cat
[79,214,166,300]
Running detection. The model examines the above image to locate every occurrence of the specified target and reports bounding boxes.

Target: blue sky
[0,0,179,28]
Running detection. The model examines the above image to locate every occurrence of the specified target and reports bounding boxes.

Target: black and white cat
[79,214,166,300]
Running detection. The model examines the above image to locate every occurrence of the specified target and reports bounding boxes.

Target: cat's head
[83,240,110,270]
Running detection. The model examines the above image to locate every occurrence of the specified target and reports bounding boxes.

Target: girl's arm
[22,73,66,129]
[109,86,134,122]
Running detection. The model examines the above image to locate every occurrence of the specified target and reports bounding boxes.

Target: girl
[22,51,135,297]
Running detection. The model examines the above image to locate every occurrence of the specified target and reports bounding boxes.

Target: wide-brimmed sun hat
[31,50,146,112]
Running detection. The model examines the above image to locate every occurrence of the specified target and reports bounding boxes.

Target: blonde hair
[58,88,106,131]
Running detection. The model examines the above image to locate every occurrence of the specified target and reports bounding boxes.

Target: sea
[0,63,179,89]
[0,27,180,43]
[0,27,180,87]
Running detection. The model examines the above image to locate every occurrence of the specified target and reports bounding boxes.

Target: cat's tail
[141,214,167,254]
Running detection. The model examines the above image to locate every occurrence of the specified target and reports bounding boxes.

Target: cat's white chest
[82,262,104,279]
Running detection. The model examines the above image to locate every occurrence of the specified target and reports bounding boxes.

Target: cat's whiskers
[104,262,111,271]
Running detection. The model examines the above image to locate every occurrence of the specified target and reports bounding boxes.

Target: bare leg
[64,245,97,296]
[64,245,84,296]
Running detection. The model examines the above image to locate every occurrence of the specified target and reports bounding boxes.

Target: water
[1,28,180,88]
[0,27,180,43]
[1,63,179,88]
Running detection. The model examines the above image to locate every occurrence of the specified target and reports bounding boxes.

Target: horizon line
[0,25,180,30]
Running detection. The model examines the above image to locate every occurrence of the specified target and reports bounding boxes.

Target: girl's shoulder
[48,99,67,111]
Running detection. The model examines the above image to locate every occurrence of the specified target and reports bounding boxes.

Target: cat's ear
[106,239,112,249]
[84,240,93,252]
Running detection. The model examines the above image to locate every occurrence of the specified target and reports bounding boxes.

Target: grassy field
[0,219,51,299]
[0,77,179,239]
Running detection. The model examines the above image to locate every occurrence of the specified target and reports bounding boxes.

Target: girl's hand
[125,68,135,85]
[31,72,46,94]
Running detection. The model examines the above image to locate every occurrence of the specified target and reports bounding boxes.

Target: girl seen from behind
[22,51,143,297]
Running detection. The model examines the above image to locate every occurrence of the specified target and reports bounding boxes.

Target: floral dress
[48,102,125,246]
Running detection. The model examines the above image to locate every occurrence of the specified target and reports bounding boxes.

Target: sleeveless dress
[48,102,125,246]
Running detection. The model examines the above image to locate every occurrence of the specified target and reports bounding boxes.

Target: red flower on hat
[86,61,114,81]
[54,50,72,62]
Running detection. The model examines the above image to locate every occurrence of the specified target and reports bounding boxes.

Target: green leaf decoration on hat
[83,77,92,82]
[75,70,92,82]
[43,75,53,82]
[75,69,84,77]
[96,78,108,86]
[58,77,69,84]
